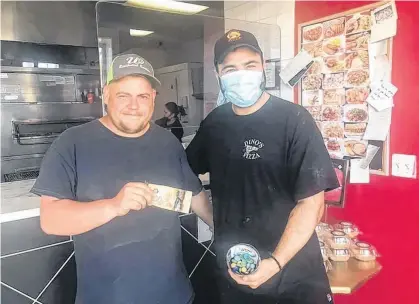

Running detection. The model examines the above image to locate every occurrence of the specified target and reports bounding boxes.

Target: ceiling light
[126,0,208,15]
[130,29,154,36]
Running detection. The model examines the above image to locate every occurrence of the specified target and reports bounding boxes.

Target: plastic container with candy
[334,221,360,238]
[226,244,261,275]
[326,230,351,249]
[316,222,333,239]
[351,241,378,262]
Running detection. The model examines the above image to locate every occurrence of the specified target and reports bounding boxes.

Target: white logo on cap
[119,56,151,73]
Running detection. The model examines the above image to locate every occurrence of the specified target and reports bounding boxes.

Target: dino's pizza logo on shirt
[243,139,264,160]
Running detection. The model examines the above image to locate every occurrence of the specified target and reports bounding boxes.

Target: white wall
[224,1,296,102]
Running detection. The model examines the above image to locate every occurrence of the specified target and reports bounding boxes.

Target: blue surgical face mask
[220,70,264,108]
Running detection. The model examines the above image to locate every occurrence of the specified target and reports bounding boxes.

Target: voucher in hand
[148,183,192,214]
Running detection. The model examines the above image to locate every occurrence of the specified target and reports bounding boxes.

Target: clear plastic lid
[331,248,350,256]
[352,241,378,257]
[334,222,360,238]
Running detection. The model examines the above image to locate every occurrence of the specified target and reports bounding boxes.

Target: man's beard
[110,115,149,134]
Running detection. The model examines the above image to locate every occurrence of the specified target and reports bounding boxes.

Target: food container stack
[318,221,379,264]
[350,241,379,262]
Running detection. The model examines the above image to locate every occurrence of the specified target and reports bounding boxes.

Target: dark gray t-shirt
[31,120,202,304]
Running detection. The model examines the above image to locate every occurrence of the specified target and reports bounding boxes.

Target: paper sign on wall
[363,108,392,141]
[392,154,417,179]
[367,81,398,111]
[350,159,370,183]
[370,2,398,43]
[280,50,313,87]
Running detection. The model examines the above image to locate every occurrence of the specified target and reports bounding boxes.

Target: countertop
[328,258,382,294]
[0,174,209,222]
[1,179,39,222]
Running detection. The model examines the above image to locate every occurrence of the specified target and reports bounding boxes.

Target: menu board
[298,3,392,175]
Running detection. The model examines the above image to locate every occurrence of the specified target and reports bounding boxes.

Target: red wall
[295,2,419,304]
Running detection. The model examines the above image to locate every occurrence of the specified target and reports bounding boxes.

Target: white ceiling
[96,1,225,51]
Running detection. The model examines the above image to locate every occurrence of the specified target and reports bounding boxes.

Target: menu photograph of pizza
[300,9,376,161]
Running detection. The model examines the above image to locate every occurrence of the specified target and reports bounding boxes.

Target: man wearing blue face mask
[186,30,339,304]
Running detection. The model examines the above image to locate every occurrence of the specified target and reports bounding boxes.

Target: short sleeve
[31,139,77,200]
[186,122,209,175]
[178,147,203,196]
[288,110,339,201]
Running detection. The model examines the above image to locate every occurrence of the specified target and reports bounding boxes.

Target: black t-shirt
[186,95,339,296]
[167,118,184,142]
[31,121,201,304]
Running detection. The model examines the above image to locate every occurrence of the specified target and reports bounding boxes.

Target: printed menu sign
[148,184,192,214]
[298,3,393,175]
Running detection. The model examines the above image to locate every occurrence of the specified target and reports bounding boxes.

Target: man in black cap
[31,53,213,304]
[186,30,339,303]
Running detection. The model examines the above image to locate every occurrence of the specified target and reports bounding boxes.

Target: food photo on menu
[324,54,345,73]
[325,139,344,159]
[302,74,323,90]
[323,72,345,90]
[344,122,367,138]
[324,89,345,105]
[344,104,369,123]
[322,105,342,121]
[322,36,345,55]
[302,41,323,58]
[322,121,344,139]
[345,87,369,104]
[345,32,370,51]
[302,23,323,43]
[305,106,322,121]
[302,90,323,106]
[344,139,368,157]
[299,10,376,163]
[345,12,372,35]
[307,58,324,75]
[345,50,369,70]
[323,17,345,38]
[345,69,370,87]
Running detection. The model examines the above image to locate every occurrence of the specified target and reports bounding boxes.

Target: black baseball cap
[214,29,263,66]
[107,53,161,87]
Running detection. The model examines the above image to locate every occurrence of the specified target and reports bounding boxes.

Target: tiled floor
[1,212,217,304]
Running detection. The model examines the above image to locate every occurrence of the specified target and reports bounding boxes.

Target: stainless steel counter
[0,179,40,223]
